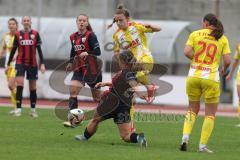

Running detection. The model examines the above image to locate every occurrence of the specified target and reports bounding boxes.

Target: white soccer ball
[68,108,85,126]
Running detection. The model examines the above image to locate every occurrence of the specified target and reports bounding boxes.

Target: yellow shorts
[236,71,240,85]
[6,66,16,80]
[136,55,154,85]
[186,77,220,103]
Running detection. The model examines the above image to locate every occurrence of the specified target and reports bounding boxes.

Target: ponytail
[203,13,224,40]
[107,18,116,29]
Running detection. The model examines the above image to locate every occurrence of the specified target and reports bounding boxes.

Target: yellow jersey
[2,32,16,67]
[234,43,240,60]
[113,22,153,61]
[234,43,240,72]
[186,29,231,82]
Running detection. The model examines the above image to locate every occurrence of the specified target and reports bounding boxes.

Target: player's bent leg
[117,122,132,143]
[135,56,156,103]
[117,122,147,147]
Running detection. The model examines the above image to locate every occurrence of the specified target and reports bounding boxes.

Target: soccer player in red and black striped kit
[7,16,46,117]
[64,14,102,127]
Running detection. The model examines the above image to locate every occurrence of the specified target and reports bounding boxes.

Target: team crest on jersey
[30,34,35,39]
[82,37,86,43]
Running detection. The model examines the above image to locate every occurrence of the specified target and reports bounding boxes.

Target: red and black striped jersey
[13,29,42,67]
[70,31,101,78]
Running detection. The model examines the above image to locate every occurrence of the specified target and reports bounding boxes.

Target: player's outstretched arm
[144,23,161,32]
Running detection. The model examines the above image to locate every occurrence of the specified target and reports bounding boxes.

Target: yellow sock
[130,104,135,132]
[10,90,16,109]
[130,104,135,121]
[183,111,197,136]
[200,116,215,145]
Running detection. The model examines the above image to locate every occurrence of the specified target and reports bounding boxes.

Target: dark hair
[119,50,136,66]
[115,4,130,18]
[203,13,224,40]
[76,14,93,32]
[107,4,130,29]
[8,17,18,26]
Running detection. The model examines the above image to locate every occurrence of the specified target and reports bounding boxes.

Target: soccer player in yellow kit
[108,5,161,132]
[0,18,18,114]
[226,43,240,126]
[111,5,161,103]
[180,13,231,153]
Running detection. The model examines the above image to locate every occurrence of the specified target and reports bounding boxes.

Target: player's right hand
[94,82,105,89]
[225,73,232,81]
[66,63,73,72]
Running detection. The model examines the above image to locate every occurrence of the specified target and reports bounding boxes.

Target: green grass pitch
[0,107,239,160]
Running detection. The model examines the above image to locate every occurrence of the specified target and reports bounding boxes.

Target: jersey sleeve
[13,34,19,48]
[88,32,101,56]
[186,32,194,47]
[125,71,136,81]
[69,35,75,63]
[36,32,42,46]
[134,23,153,33]
[234,44,240,60]
[222,36,231,55]
[1,34,7,49]
[113,33,120,53]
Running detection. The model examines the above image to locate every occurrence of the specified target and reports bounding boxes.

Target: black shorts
[15,64,38,80]
[97,92,131,124]
[71,71,102,89]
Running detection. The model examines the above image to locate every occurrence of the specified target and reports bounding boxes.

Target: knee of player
[8,84,15,90]
[120,133,130,142]
[70,89,79,96]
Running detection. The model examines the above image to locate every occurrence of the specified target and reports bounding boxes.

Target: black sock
[16,86,23,109]
[69,97,78,110]
[84,128,92,140]
[30,90,37,108]
[130,132,138,143]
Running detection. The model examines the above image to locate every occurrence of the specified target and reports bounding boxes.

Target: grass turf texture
[0,107,239,160]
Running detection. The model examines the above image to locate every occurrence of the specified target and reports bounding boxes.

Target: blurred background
[0,0,239,105]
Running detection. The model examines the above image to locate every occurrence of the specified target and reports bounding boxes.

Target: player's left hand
[40,64,46,74]
[79,52,88,60]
